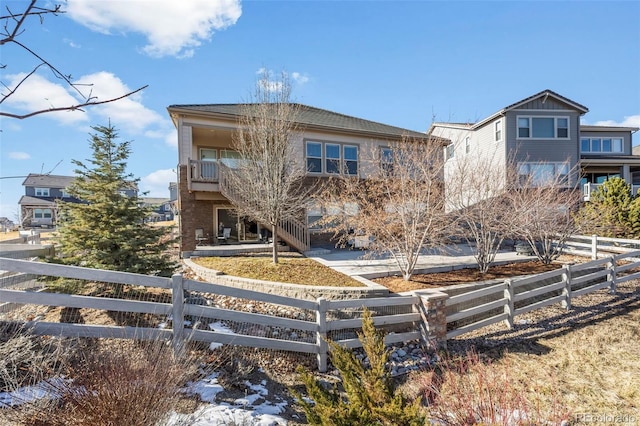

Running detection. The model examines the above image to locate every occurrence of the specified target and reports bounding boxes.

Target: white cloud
[592,115,640,128]
[140,169,177,197]
[2,73,89,124]
[291,72,310,85]
[9,152,31,160]
[74,72,164,133]
[66,0,242,58]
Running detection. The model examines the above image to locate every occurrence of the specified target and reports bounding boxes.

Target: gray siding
[515,97,569,111]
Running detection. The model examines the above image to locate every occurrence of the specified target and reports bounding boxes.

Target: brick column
[413,290,449,349]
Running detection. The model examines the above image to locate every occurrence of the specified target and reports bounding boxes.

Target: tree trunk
[272,223,279,264]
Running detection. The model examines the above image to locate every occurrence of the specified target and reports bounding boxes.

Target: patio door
[216,207,261,242]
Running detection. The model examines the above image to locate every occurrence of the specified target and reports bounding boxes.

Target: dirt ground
[373,259,575,293]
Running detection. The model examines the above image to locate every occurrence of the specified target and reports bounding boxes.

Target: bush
[293,308,425,425]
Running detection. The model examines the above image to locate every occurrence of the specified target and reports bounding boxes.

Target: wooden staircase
[218,164,310,252]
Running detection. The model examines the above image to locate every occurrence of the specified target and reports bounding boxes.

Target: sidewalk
[307,244,533,279]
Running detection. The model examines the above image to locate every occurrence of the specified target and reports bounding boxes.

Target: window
[518,162,570,186]
[495,121,502,141]
[325,143,340,174]
[445,144,454,160]
[199,148,217,178]
[380,147,394,174]
[34,208,52,219]
[306,142,322,173]
[465,137,471,154]
[305,141,358,175]
[35,188,49,197]
[61,190,70,198]
[220,150,242,168]
[580,137,623,153]
[517,116,570,139]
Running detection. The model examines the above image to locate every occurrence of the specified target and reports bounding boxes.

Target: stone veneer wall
[184,258,389,301]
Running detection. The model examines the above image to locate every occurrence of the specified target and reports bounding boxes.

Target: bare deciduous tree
[318,136,448,281]
[224,71,312,264]
[509,162,583,264]
[1,0,147,119]
[446,148,517,273]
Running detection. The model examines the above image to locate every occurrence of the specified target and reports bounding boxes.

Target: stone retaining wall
[184,258,389,301]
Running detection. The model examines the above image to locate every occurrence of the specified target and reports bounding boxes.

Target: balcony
[583,182,640,201]
[187,159,220,192]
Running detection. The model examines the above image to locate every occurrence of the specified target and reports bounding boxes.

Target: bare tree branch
[1,1,147,120]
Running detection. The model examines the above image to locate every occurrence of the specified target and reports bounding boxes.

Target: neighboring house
[167,103,439,254]
[0,217,16,232]
[19,174,138,229]
[139,197,174,222]
[428,89,640,202]
[19,174,81,228]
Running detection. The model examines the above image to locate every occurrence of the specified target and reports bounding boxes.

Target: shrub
[293,308,425,425]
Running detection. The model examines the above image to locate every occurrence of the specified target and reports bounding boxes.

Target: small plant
[293,308,425,425]
[409,349,570,425]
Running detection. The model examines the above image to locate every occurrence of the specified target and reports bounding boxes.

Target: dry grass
[191,255,365,287]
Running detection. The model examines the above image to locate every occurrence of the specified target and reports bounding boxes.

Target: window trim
[495,120,502,142]
[305,140,359,176]
[35,187,50,197]
[516,115,571,140]
[580,136,624,154]
[34,208,52,219]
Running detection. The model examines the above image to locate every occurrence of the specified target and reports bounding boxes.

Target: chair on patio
[195,228,208,246]
[217,227,231,244]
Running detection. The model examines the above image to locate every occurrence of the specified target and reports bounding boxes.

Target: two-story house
[19,174,81,228]
[428,90,639,202]
[19,174,139,228]
[167,103,438,255]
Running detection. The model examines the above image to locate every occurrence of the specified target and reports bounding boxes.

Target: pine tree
[56,123,177,276]
[575,177,633,237]
[293,309,425,426]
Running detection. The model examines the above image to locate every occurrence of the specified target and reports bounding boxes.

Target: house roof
[22,174,75,188]
[429,90,590,133]
[580,125,640,133]
[140,197,170,205]
[167,103,435,141]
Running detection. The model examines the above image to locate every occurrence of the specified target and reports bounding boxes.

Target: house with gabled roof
[167,103,443,255]
[428,89,639,201]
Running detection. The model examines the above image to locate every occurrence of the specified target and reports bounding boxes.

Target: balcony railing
[189,159,219,183]
[583,182,640,201]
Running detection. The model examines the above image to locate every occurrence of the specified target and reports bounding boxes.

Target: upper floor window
[445,144,454,161]
[581,137,623,153]
[495,121,502,141]
[518,162,570,186]
[306,141,358,175]
[517,116,570,139]
[35,188,49,196]
[465,137,471,154]
[380,147,394,174]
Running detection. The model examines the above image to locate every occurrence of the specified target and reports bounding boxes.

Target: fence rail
[0,257,419,372]
[444,249,640,339]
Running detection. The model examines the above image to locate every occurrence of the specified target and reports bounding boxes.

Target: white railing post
[561,264,572,310]
[503,279,514,329]
[316,297,328,372]
[607,256,617,294]
[172,274,185,356]
[591,234,598,260]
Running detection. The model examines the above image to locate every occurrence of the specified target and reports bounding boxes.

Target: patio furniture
[217,227,231,244]
[195,228,209,246]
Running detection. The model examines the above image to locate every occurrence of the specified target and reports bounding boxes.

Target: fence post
[591,234,598,260]
[316,297,328,373]
[503,279,514,329]
[561,264,572,310]
[607,256,617,294]
[413,290,449,349]
[172,274,185,357]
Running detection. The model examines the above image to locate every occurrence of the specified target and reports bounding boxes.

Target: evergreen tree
[575,177,634,237]
[56,124,177,276]
[293,309,425,425]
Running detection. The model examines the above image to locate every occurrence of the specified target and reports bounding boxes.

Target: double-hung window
[380,147,394,174]
[495,121,502,141]
[518,162,569,186]
[306,141,358,175]
[517,116,570,139]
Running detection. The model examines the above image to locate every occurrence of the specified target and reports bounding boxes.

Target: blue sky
[1,0,639,220]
